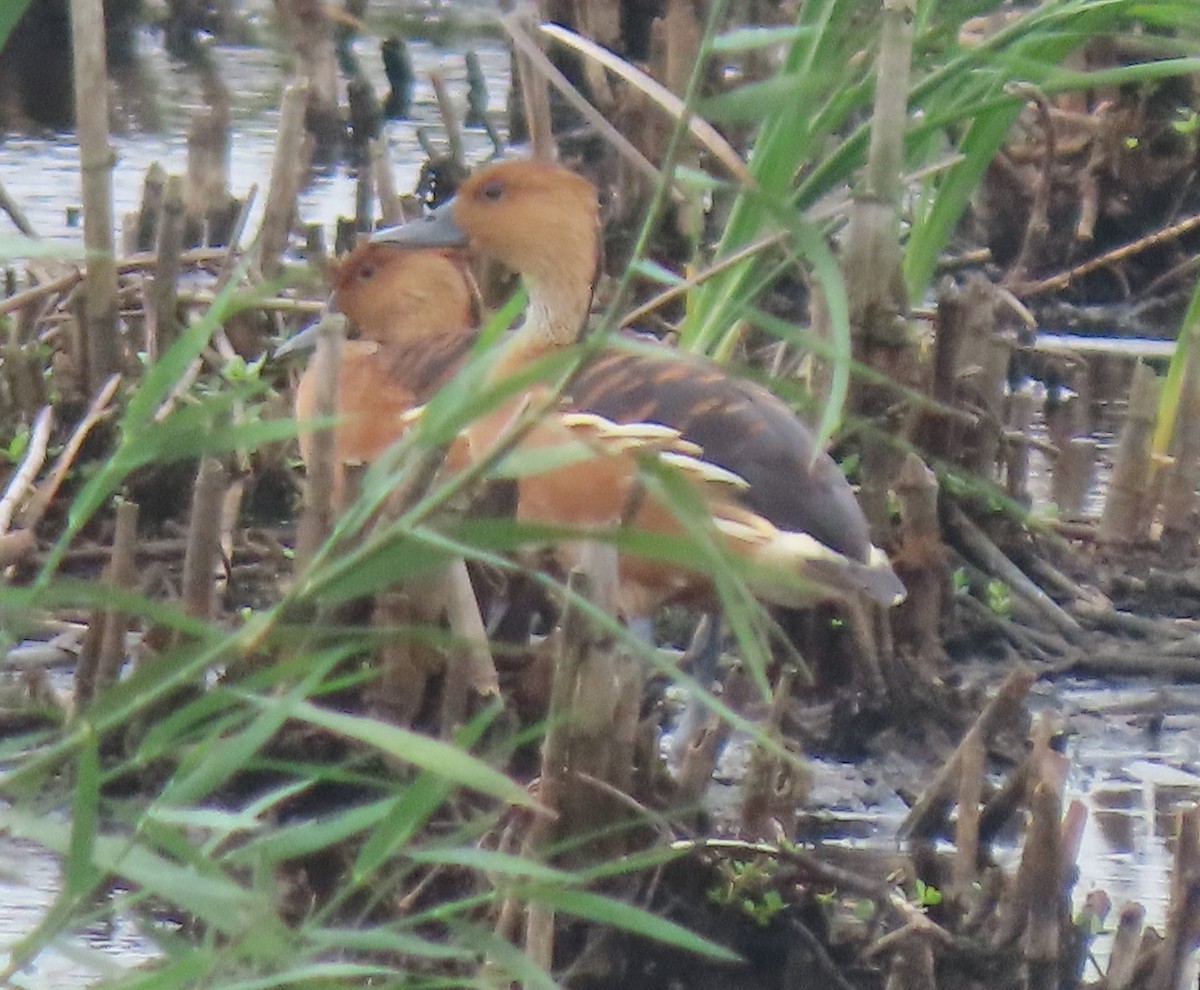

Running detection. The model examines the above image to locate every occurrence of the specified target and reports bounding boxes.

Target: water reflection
[0,26,509,244]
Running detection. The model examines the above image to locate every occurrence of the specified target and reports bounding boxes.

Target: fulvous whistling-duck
[289,243,478,507]
[370,160,905,614]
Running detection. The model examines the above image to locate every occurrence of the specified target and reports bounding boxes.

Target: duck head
[373,161,600,345]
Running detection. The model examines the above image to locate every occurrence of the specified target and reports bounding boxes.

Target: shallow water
[3,6,1198,983]
[0,24,510,246]
[0,5,512,982]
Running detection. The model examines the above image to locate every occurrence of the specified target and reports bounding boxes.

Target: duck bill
[371,200,467,249]
[275,319,323,358]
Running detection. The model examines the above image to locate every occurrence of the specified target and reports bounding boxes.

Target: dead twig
[0,406,53,535]
[18,374,120,532]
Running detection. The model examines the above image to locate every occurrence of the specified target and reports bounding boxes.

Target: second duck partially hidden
[370,160,906,617]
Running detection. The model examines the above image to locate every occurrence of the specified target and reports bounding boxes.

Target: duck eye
[357,263,377,281]
[480,181,504,202]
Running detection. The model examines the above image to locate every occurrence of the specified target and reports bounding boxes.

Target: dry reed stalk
[1051,437,1098,520]
[0,177,36,238]
[0,406,52,535]
[294,314,344,570]
[840,0,915,531]
[893,453,946,672]
[73,497,139,706]
[1005,388,1036,503]
[1099,362,1156,544]
[258,80,311,279]
[181,457,229,622]
[1150,803,1200,990]
[1161,342,1200,563]
[948,507,1082,639]
[429,72,465,170]
[134,162,166,253]
[1021,782,1063,988]
[69,0,121,391]
[0,247,230,318]
[540,22,752,184]
[1105,903,1146,989]
[216,475,245,599]
[273,0,340,162]
[951,729,983,900]
[18,373,120,531]
[899,668,1035,841]
[174,290,324,315]
[149,175,185,355]
[93,498,140,694]
[438,559,500,734]
[366,591,435,730]
[499,13,666,193]
[370,139,403,226]
[513,18,556,163]
[184,70,232,239]
[1015,209,1200,297]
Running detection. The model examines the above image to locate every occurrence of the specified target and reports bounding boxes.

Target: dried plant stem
[18,374,120,531]
[259,80,311,279]
[69,0,121,390]
[512,18,555,162]
[370,139,403,226]
[0,177,37,238]
[134,162,166,253]
[0,407,52,534]
[181,457,229,622]
[94,498,140,695]
[1161,337,1200,564]
[1150,804,1200,990]
[429,72,465,170]
[900,669,1035,840]
[539,22,752,184]
[0,247,230,317]
[295,314,345,569]
[1016,209,1200,297]
[440,560,500,729]
[74,498,139,707]
[500,13,664,192]
[1105,904,1146,989]
[949,508,1082,639]
[1101,362,1160,544]
[150,175,186,355]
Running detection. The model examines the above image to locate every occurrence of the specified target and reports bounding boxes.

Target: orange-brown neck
[499,230,598,373]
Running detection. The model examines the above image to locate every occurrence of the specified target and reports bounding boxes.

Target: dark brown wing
[382,325,479,400]
[566,349,873,565]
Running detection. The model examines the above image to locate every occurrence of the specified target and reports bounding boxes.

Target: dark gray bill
[274,319,323,358]
[371,199,467,249]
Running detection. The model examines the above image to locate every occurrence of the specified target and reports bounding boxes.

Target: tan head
[371,162,600,342]
[331,243,476,344]
[440,161,599,281]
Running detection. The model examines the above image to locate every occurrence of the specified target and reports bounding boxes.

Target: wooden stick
[94,498,140,694]
[18,373,120,531]
[294,314,344,571]
[429,72,465,170]
[258,80,311,279]
[500,13,665,191]
[0,247,231,317]
[899,669,1035,840]
[949,507,1083,639]
[0,176,37,238]
[134,162,167,253]
[69,0,121,390]
[0,406,52,534]
[180,458,228,622]
[150,174,185,354]
[1105,903,1146,990]
[1150,804,1200,990]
